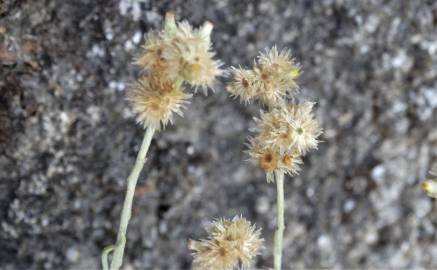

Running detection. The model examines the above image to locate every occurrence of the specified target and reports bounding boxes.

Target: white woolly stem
[273,170,285,270]
[105,126,156,270]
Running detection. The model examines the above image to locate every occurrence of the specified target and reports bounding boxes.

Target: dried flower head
[226,46,300,106]
[226,67,257,103]
[127,76,190,129]
[247,101,320,181]
[163,20,222,92]
[248,138,302,182]
[189,216,264,270]
[253,102,321,155]
[129,13,223,130]
[134,31,167,72]
[135,13,222,93]
[282,102,321,155]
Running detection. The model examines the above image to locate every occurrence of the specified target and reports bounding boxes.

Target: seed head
[226,46,300,106]
[247,101,320,181]
[257,46,300,82]
[135,13,222,93]
[248,138,302,182]
[164,19,222,92]
[226,67,257,104]
[281,102,322,155]
[134,32,167,72]
[253,102,322,156]
[127,76,190,129]
[189,216,264,270]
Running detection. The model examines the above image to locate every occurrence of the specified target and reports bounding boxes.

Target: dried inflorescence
[135,13,222,93]
[126,76,190,128]
[189,216,264,270]
[128,13,222,129]
[247,102,321,182]
[227,48,322,183]
[226,46,300,106]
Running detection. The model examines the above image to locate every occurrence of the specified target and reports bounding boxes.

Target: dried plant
[227,48,322,269]
[135,13,222,93]
[102,13,221,270]
[189,216,264,270]
[227,47,300,107]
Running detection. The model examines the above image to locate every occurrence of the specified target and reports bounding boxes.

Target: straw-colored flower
[252,102,321,156]
[127,76,190,129]
[189,216,264,270]
[248,138,302,182]
[226,67,257,103]
[257,46,300,86]
[134,32,167,73]
[283,102,321,155]
[135,13,222,93]
[226,46,300,106]
[163,20,222,92]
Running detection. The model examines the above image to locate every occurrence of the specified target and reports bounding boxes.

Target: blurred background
[1,0,437,269]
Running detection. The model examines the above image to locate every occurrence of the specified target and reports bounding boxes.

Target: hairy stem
[106,126,156,270]
[273,170,285,270]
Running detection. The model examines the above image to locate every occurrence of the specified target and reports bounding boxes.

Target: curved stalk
[103,126,156,270]
[273,170,285,270]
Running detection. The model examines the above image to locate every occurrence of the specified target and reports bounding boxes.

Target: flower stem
[273,170,285,270]
[105,126,156,270]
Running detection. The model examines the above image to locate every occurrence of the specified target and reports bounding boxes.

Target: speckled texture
[1,0,437,269]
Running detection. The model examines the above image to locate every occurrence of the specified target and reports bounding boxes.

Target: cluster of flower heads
[128,13,222,129]
[227,48,322,182]
[227,47,300,106]
[422,166,437,198]
[189,216,264,270]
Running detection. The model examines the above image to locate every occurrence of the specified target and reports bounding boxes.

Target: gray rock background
[1,0,437,269]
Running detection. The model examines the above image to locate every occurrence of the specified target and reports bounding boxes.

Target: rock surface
[1,0,437,269]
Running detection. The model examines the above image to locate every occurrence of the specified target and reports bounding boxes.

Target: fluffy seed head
[248,138,302,182]
[163,37,222,92]
[226,67,257,103]
[127,76,190,129]
[163,20,222,93]
[135,13,221,93]
[254,102,322,155]
[248,140,279,174]
[247,101,320,180]
[258,46,300,81]
[189,216,264,270]
[134,32,167,72]
[285,102,322,155]
[226,46,300,106]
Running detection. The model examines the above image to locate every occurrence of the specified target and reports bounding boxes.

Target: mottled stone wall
[1,0,436,269]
